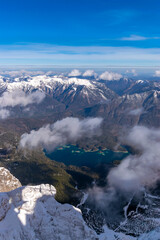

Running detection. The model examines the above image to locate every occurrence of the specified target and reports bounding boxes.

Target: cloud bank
[0,109,10,119]
[87,125,160,222]
[108,126,160,194]
[0,91,45,108]
[0,90,45,119]
[99,71,122,81]
[0,70,55,77]
[20,117,103,151]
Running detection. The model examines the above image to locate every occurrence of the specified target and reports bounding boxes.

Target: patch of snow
[136,80,144,84]
[66,78,94,87]
[99,225,136,240]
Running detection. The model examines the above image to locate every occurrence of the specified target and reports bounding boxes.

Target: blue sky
[0,0,160,66]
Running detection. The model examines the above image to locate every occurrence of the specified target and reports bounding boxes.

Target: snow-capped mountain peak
[0,75,115,109]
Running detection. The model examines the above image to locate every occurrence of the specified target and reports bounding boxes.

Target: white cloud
[99,71,122,81]
[82,70,97,78]
[154,70,160,77]
[0,109,10,119]
[68,69,81,77]
[87,125,160,217]
[0,91,45,108]
[20,117,103,151]
[0,90,45,120]
[108,126,160,193]
[120,35,160,41]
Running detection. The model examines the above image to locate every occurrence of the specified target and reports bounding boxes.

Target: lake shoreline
[45,145,129,168]
[57,144,129,154]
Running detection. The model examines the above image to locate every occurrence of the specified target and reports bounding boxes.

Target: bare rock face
[0,184,97,240]
[0,167,21,192]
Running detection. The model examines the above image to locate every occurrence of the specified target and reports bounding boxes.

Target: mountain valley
[0,73,160,239]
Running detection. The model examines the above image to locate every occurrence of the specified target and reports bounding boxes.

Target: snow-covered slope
[0,179,159,240]
[0,184,97,240]
[0,75,102,90]
[0,75,116,108]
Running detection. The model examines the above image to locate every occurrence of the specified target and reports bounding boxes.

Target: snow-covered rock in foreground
[0,182,159,240]
[0,167,21,192]
[0,184,97,240]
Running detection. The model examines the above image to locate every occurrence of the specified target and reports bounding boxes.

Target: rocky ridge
[0,168,159,240]
[0,167,21,192]
[0,183,97,240]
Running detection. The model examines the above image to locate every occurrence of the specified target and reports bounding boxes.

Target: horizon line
[0,65,160,69]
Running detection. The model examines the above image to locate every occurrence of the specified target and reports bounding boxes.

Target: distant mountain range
[1,74,160,132]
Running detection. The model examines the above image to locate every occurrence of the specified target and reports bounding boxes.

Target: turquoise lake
[45,145,129,168]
